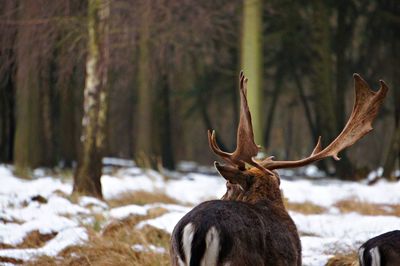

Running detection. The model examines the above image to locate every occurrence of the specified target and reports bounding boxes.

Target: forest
[0,1,400,265]
[0,0,399,185]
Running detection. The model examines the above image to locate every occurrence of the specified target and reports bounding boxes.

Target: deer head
[209,72,388,205]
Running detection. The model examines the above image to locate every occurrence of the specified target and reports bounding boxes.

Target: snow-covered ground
[0,162,399,266]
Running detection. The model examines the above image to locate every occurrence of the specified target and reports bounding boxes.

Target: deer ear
[214,162,253,190]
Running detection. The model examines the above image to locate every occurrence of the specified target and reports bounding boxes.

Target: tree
[309,0,337,175]
[241,0,263,146]
[13,1,56,176]
[73,0,110,198]
[135,0,154,167]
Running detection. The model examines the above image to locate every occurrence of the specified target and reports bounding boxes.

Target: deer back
[359,230,400,266]
[170,199,301,266]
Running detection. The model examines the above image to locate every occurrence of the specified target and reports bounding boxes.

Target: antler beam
[260,74,388,170]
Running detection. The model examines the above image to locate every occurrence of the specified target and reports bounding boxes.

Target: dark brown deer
[170,72,388,266]
[359,230,400,266]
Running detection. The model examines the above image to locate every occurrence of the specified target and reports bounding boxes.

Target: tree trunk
[13,2,44,177]
[73,0,110,198]
[158,74,175,170]
[309,0,336,175]
[0,1,17,163]
[382,39,400,181]
[241,0,263,146]
[264,69,283,149]
[333,0,356,179]
[135,1,154,164]
[382,126,400,181]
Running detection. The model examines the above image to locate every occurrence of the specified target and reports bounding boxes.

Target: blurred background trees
[0,0,398,182]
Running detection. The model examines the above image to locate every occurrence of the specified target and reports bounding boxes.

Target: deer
[170,71,388,266]
[359,230,400,266]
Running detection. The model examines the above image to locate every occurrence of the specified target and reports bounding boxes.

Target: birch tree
[73,0,109,198]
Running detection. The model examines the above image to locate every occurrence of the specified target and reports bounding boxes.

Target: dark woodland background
[0,0,399,185]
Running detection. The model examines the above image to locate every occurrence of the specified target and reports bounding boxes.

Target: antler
[260,73,388,170]
[209,72,388,174]
[208,71,272,174]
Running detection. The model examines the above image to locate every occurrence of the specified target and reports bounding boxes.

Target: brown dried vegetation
[326,251,358,266]
[108,190,180,207]
[286,201,327,214]
[335,198,400,216]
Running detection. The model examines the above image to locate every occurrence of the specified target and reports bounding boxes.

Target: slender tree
[241,0,263,146]
[135,0,154,166]
[73,0,110,198]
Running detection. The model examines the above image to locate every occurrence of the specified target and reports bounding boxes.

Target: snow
[0,215,77,246]
[281,178,400,207]
[136,212,187,234]
[1,163,400,265]
[0,227,87,260]
[132,244,166,254]
[165,173,226,204]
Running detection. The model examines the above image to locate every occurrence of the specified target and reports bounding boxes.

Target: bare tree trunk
[333,0,357,179]
[135,1,154,164]
[241,0,263,146]
[73,0,109,198]
[309,0,336,176]
[158,74,175,170]
[382,40,400,181]
[0,1,17,163]
[13,2,44,177]
[264,69,283,149]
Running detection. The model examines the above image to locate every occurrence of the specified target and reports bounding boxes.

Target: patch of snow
[0,174,71,209]
[79,196,108,209]
[32,168,47,178]
[301,236,336,266]
[177,161,198,172]
[367,167,383,181]
[136,212,187,234]
[304,165,326,178]
[102,157,136,167]
[0,215,77,246]
[0,227,87,261]
[281,178,400,207]
[2,195,89,222]
[293,212,400,243]
[102,171,164,200]
[165,173,225,204]
[109,204,148,219]
[108,203,191,220]
[132,244,166,254]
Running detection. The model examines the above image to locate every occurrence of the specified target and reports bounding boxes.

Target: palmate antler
[208,71,274,174]
[209,72,388,173]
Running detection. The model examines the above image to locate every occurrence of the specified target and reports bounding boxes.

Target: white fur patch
[370,247,381,266]
[358,247,365,266]
[182,223,195,265]
[201,226,220,266]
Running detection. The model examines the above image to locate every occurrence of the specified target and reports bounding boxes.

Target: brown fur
[170,167,301,266]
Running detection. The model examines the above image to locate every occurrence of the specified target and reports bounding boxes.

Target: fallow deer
[170,72,388,266]
[359,230,400,266]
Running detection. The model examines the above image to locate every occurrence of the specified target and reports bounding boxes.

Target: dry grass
[26,210,171,266]
[0,231,57,250]
[0,256,24,265]
[108,190,180,207]
[285,201,327,214]
[335,198,400,216]
[326,251,358,266]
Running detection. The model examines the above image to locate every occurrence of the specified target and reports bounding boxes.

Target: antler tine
[261,73,388,170]
[208,71,273,174]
